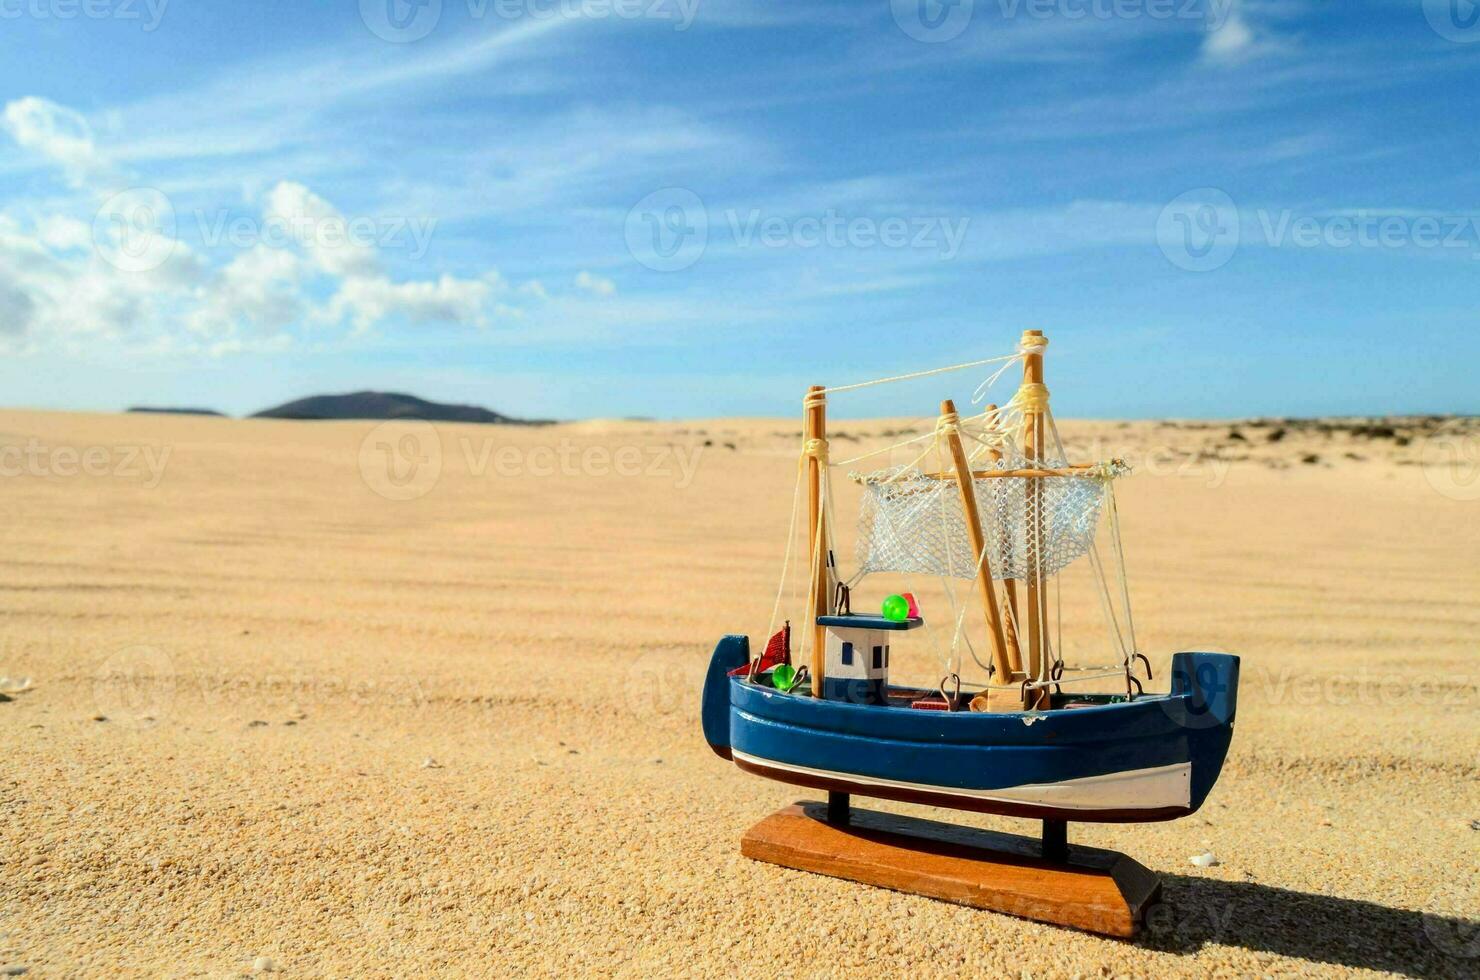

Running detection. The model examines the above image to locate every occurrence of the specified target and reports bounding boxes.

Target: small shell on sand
[421,758,443,769]
[0,677,33,694]
[1,964,30,976]
[1190,852,1219,868]
[252,956,277,973]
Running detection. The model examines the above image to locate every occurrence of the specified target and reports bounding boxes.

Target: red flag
[732,621,791,678]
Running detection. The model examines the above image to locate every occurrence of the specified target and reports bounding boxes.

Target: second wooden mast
[1019,330,1051,704]
[805,385,830,696]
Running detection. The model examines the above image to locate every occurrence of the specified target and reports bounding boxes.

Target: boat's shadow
[1137,874,1477,977]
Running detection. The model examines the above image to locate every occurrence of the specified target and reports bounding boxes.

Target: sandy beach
[1,409,1476,977]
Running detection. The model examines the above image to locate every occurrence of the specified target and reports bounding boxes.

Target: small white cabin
[816,613,923,705]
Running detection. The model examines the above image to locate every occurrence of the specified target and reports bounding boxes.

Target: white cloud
[1202,14,1257,63]
[0,72,738,355]
[2,97,106,187]
[186,245,307,339]
[37,216,92,252]
[262,181,380,279]
[574,270,616,297]
[325,273,498,334]
[1201,1,1293,65]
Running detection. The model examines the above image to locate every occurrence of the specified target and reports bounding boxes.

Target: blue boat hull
[702,636,1238,823]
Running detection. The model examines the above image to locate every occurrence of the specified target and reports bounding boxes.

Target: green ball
[771,664,797,692]
[881,594,910,622]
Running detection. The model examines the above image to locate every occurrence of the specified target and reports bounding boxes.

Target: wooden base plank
[741,802,1161,938]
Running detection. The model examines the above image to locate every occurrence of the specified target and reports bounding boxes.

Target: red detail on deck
[732,622,792,678]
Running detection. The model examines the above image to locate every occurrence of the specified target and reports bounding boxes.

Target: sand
[0,409,1476,977]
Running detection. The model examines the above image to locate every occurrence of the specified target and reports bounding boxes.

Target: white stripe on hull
[731,750,1191,812]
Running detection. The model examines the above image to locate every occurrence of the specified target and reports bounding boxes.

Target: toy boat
[702,330,1239,826]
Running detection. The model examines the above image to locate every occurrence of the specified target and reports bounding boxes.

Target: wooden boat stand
[742,795,1161,938]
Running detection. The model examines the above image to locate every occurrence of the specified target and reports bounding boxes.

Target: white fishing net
[855,454,1127,581]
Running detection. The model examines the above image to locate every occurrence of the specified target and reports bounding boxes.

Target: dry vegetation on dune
[0,410,1477,977]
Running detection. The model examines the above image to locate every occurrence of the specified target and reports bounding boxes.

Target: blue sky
[0,0,1476,420]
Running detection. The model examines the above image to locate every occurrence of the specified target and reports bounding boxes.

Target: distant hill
[127,406,226,417]
[251,391,548,425]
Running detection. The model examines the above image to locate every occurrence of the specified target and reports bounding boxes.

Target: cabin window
[884,645,890,668]
[840,641,853,666]
[872,645,883,670]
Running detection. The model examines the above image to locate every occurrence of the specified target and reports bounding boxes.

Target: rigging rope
[820,353,1022,395]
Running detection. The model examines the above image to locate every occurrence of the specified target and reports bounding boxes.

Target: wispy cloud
[2,97,111,188]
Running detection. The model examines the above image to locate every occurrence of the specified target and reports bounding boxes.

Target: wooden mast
[984,403,1023,673]
[939,399,1013,684]
[1019,331,1050,707]
[805,385,829,697]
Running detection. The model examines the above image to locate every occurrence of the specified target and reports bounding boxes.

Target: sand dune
[0,409,1476,976]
